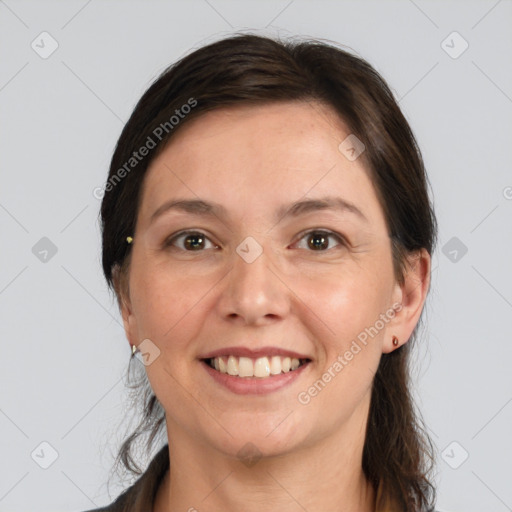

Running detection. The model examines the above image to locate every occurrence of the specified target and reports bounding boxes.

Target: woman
[89,33,437,512]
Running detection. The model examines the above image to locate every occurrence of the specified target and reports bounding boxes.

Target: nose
[216,243,290,326]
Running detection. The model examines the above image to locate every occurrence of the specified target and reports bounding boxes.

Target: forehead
[157,100,351,164]
[137,101,385,230]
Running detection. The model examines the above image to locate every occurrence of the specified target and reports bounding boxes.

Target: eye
[164,229,346,252]
[294,229,346,251]
[164,230,219,251]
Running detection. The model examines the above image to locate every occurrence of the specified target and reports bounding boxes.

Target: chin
[205,415,308,461]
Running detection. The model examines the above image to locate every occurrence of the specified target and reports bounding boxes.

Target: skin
[116,101,431,512]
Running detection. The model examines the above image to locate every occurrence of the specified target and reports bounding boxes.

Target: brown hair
[101,33,437,510]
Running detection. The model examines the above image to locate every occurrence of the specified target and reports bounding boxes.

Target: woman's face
[119,101,427,460]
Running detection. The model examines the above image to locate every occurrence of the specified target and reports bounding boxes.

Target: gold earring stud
[392,336,399,346]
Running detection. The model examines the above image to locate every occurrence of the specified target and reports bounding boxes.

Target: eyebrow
[150,196,368,225]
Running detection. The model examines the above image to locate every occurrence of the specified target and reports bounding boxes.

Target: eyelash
[164,229,347,252]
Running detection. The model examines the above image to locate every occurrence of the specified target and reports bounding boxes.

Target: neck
[154,398,376,512]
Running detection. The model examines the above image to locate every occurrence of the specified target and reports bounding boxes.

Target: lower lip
[201,360,311,395]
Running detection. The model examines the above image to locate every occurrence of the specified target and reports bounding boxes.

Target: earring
[131,344,138,355]
[392,336,399,346]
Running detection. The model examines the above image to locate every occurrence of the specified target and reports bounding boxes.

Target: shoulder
[79,444,170,512]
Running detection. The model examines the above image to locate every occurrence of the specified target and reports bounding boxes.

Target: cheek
[298,268,392,405]
[130,264,202,340]
[304,262,391,340]
[299,271,389,412]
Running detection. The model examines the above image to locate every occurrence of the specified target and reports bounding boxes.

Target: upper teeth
[210,355,304,378]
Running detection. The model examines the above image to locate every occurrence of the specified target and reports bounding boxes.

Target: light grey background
[1,1,511,511]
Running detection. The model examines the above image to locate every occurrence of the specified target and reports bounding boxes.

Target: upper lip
[199,346,312,360]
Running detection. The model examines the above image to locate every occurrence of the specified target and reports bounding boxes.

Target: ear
[382,248,431,354]
[112,265,139,350]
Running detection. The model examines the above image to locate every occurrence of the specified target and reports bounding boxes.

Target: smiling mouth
[202,355,311,378]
